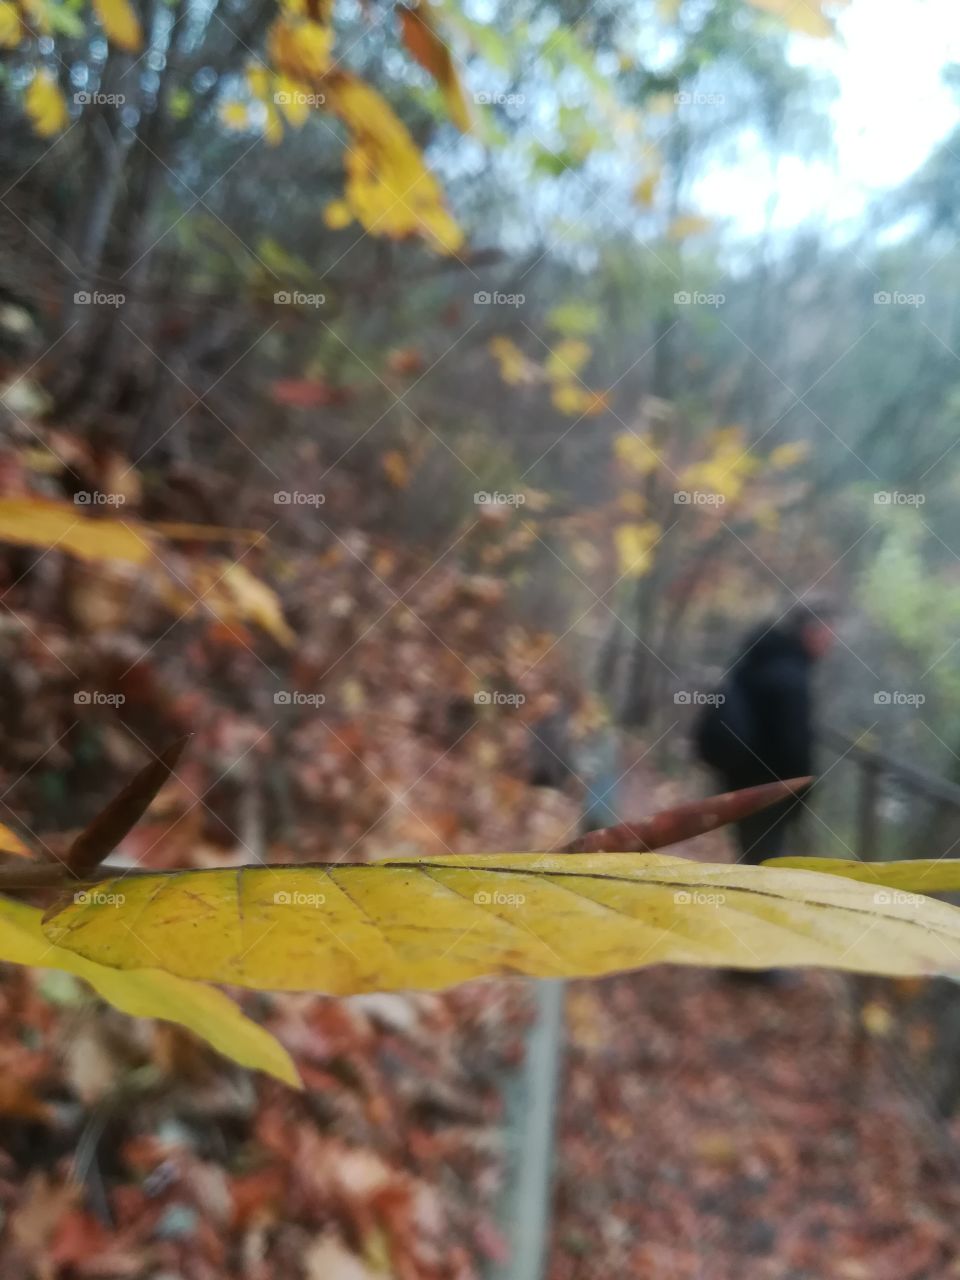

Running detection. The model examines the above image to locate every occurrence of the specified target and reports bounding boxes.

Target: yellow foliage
[614,432,661,475]
[0,1,21,47]
[92,0,142,52]
[763,856,960,895]
[545,338,591,380]
[747,0,845,38]
[0,825,31,857]
[550,383,607,417]
[323,198,353,229]
[614,520,660,578]
[0,897,299,1086]
[324,72,463,253]
[682,426,760,502]
[768,439,810,470]
[25,70,68,138]
[220,100,250,131]
[667,213,712,240]
[268,16,333,81]
[42,854,960,993]
[488,336,538,386]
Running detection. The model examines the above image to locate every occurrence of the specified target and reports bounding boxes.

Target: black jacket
[695,624,814,788]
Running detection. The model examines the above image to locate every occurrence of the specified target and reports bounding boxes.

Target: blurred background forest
[3,0,960,1275]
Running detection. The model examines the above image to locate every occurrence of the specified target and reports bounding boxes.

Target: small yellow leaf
[0,897,299,1086]
[220,100,250,130]
[614,432,661,474]
[0,1,21,47]
[382,449,410,489]
[92,0,142,51]
[323,198,353,229]
[747,0,840,37]
[545,338,591,380]
[0,825,31,857]
[275,74,312,126]
[25,70,68,138]
[268,16,333,81]
[768,439,809,469]
[614,521,660,577]
[42,854,960,994]
[667,213,712,240]
[0,497,155,564]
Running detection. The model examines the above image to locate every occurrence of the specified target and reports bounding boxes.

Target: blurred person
[694,600,836,864]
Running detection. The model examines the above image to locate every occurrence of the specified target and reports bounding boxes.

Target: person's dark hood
[732,621,809,674]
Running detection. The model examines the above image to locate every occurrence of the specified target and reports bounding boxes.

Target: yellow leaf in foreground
[764,856,960,896]
[0,497,154,564]
[42,854,960,994]
[0,897,299,1086]
[614,521,660,578]
[92,0,142,51]
[25,70,68,138]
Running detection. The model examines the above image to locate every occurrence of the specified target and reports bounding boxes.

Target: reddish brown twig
[561,776,812,853]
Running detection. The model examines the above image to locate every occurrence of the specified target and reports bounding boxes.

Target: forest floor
[551,753,960,1280]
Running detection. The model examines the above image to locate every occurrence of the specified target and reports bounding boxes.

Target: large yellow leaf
[764,857,960,896]
[42,854,960,994]
[92,0,142,51]
[0,497,155,564]
[0,897,299,1086]
[25,70,69,138]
